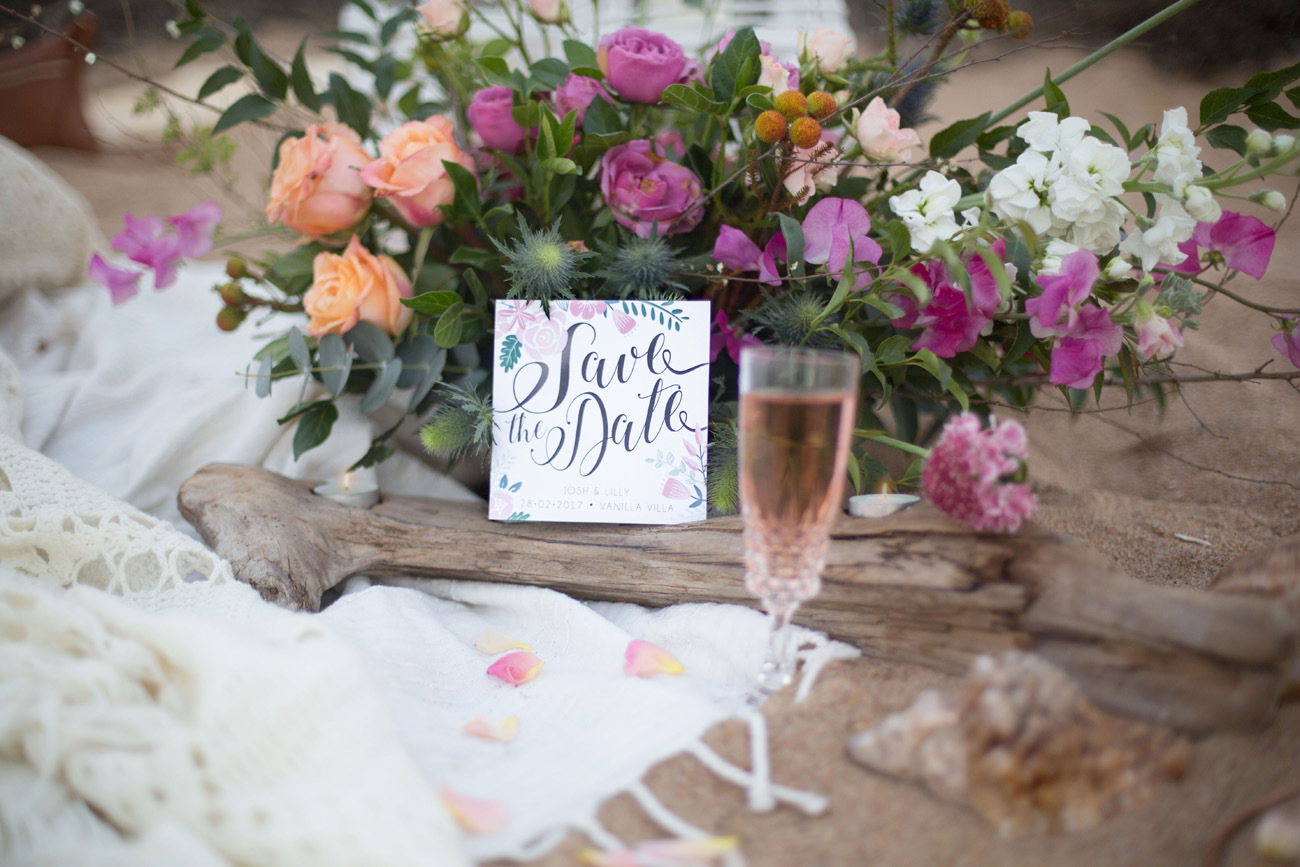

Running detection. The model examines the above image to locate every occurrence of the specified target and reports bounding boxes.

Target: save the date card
[489,299,711,524]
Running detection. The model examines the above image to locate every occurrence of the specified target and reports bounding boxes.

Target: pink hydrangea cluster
[921,413,1038,534]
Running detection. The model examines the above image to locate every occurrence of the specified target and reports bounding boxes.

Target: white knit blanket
[0,267,856,865]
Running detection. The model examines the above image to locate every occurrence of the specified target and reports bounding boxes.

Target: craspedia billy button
[963,0,1010,31]
[1006,10,1033,38]
[218,281,245,306]
[773,90,809,122]
[807,91,837,120]
[788,116,822,149]
[216,306,246,332]
[755,110,788,144]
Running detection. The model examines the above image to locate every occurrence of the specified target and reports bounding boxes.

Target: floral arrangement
[88,0,1300,515]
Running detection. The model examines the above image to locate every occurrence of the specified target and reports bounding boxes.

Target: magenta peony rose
[467,85,528,153]
[554,74,612,127]
[599,140,704,237]
[597,27,685,104]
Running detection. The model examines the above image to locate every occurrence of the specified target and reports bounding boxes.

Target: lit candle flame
[876,479,894,496]
[338,471,355,493]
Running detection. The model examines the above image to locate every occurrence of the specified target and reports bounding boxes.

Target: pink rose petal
[464,714,520,743]
[488,651,544,685]
[623,639,684,677]
[474,627,532,654]
[440,786,508,834]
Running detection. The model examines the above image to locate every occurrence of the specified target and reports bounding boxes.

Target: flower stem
[986,0,1207,128]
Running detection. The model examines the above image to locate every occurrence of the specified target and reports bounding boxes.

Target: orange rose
[303,235,413,337]
[359,117,475,228]
[266,124,373,238]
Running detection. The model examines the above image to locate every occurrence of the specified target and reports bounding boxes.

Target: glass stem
[755,603,800,697]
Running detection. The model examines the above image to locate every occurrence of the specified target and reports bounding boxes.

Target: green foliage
[705,422,740,515]
[419,382,493,463]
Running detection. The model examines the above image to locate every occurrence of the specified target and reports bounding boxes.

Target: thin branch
[1092,415,1300,490]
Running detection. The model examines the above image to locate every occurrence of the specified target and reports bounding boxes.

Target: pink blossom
[467,85,529,153]
[801,197,882,282]
[597,28,685,105]
[623,639,684,676]
[599,140,704,237]
[488,490,514,520]
[111,213,184,289]
[889,242,1005,358]
[568,299,608,319]
[611,309,637,335]
[168,200,222,258]
[1026,248,1100,338]
[661,478,691,499]
[708,310,762,364]
[1273,321,1300,368]
[712,226,762,271]
[1049,305,1122,388]
[1174,210,1275,279]
[522,312,569,359]
[88,254,142,305]
[496,300,542,333]
[921,413,1038,534]
[554,74,612,128]
[1132,301,1183,360]
[855,96,922,163]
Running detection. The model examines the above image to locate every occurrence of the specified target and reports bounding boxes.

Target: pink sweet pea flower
[889,241,1005,358]
[712,226,762,272]
[1174,210,1275,279]
[88,254,142,305]
[708,310,762,364]
[111,213,184,289]
[1048,304,1122,389]
[801,197,882,283]
[168,200,222,258]
[856,96,922,163]
[1273,320,1300,368]
[1132,301,1183,360]
[921,412,1038,534]
[1026,248,1100,338]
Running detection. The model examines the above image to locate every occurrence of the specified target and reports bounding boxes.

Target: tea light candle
[848,493,919,518]
[313,470,380,508]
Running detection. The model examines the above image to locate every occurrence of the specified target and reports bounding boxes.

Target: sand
[24,22,1300,867]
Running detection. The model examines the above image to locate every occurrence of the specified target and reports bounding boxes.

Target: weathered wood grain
[178,463,1296,733]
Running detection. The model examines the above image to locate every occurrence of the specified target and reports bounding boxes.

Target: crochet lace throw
[0,271,857,866]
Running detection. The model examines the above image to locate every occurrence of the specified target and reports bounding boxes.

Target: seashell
[1255,798,1300,861]
[848,651,1190,838]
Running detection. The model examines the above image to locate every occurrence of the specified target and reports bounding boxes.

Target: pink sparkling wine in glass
[739,387,857,614]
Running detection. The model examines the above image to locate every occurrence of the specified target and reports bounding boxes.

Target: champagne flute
[738,346,859,695]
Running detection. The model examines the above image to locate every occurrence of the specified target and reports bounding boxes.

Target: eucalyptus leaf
[293,401,338,459]
[362,358,403,414]
[287,326,311,373]
[318,333,352,396]
[255,355,272,398]
[347,321,395,363]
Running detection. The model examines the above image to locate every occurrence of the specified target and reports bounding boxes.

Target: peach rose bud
[623,639,684,677]
[464,714,520,743]
[416,0,467,36]
[265,123,373,238]
[302,235,413,337]
[440,786,508,834]
[529,0,564,23]
[487,651,544,685]
[360,117,476,228]
[473,627,533,654]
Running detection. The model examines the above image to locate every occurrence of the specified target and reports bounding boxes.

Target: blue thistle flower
[491,216,595,312]
[419,381,493,463]
[596,233,688,299]
[747,290,844,349]
[895,0,941,35]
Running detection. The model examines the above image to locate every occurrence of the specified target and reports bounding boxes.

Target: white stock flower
[757,55,791,96]
[799,26,854,75]
[1038,239,1081,275]
[1246,128,1273,157]
[1118,194,1195,272]
[986,149,1058,235]
[1183,185,1222,223]
[1153,107,1201,198]
[1104,256,1133,279]
[1064,198,1124,253]
[1253,189,1287,212]
[890,170,962,253]
[1017,112,1090,154]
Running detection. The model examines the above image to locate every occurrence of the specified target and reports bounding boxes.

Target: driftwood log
[178,463,1297,734]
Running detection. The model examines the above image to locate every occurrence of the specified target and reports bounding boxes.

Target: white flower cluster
[889,171,963,253]
[1117,107,1220,272]
[986,112,1129,255]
